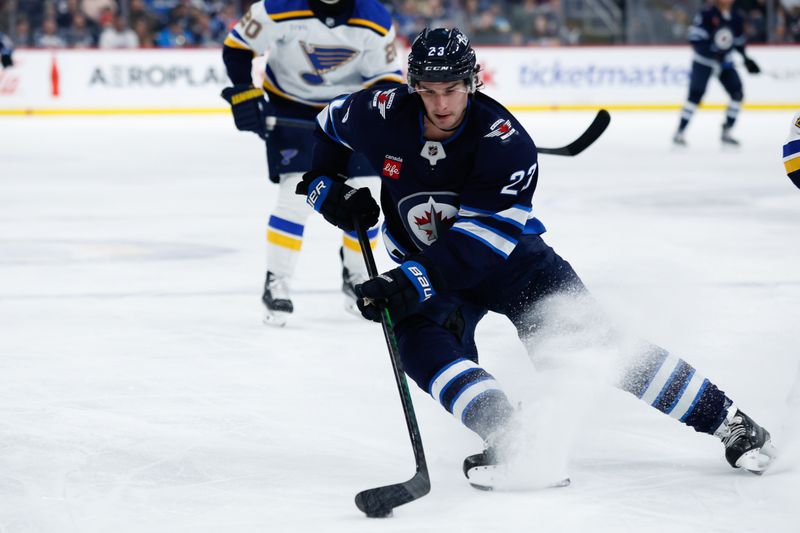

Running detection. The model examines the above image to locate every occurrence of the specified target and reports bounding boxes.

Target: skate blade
[467,465,570,491]
[263,309,289,327]
[736,440,777,474]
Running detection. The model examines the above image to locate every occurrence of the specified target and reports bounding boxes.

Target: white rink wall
[0,46,798,113]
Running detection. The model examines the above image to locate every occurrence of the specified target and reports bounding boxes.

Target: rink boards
[0,45,797,114]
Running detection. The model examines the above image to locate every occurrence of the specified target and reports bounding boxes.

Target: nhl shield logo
[420,141,446,166]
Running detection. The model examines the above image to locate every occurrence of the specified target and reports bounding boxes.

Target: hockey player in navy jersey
[298,27,777,488]
[1,32,13,69]
[673,0,760,146]
[221,0,403,326]
[784,112,800,189]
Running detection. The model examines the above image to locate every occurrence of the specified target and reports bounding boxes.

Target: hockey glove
[1,53,11,68]
[221,84,268,136]
[355,261,437,323]
[296,171,380,232]
[743,57,761,74]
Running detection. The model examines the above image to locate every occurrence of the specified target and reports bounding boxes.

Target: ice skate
[715,406,777,474]
[262,271,293,327]
[463,430,570,491]
[672,130,687,146]
[721,125,740,146]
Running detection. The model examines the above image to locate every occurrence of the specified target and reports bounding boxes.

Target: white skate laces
[714,406,777,474]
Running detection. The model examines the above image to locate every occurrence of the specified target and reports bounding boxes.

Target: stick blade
[355,471,431,518]
[538,109,611,156]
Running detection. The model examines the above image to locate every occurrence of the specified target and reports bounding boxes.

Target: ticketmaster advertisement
[0,46,797,113]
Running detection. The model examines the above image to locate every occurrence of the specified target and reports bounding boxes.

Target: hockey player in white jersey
[784,112,800,189]
[221,0,403,326]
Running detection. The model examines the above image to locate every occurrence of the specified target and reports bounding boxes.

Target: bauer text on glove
[296,171,379,232]
[354,261,437,322]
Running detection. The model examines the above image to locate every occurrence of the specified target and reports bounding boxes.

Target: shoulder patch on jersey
[795,116,800,129]
[484,118,517,141]
[347,0,392,36]
[370,87,397,119]
[264,0,314,21]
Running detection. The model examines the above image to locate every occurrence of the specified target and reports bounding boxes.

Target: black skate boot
[721,125,740,146]
[262,271,293,327]
[715,407,777,474]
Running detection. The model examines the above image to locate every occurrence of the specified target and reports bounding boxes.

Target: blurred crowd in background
[0,0,798,50]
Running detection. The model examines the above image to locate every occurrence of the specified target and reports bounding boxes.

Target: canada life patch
[484,118,517,141]
[382,154,402,179]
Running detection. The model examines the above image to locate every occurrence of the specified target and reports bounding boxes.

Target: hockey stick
[264,109,610,157]
[536,109,610,156]
[352,221,430,518]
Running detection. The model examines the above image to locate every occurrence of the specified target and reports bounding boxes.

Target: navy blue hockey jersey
[688,6,746,66]
[314,87,546,291]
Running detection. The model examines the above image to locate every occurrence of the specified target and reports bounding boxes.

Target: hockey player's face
[416,81,469,132]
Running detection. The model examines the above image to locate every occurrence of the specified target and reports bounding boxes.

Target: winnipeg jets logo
[372,88,396,119]
[713,27,733,50]
[299,42,359,85]
[485,119,517,141]
[410,197,457,243]
[420,141,446,166]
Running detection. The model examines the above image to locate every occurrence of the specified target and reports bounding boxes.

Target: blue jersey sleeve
[420,133,539,290]
[315,88,380,153]
[688,11,714,57]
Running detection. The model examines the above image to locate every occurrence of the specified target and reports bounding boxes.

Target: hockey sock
[724,100,741,129]
[266,214,304,277]
[619,346,732,435]
[428,358,515,440]
[678,101,698,132]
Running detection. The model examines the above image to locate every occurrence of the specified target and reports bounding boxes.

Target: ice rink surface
[1,110,799,533]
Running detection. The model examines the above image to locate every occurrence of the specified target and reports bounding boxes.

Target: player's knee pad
[730,90,743,102]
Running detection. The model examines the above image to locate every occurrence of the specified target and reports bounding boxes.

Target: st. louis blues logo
[300,42,359,85]
[280,149,299,165]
